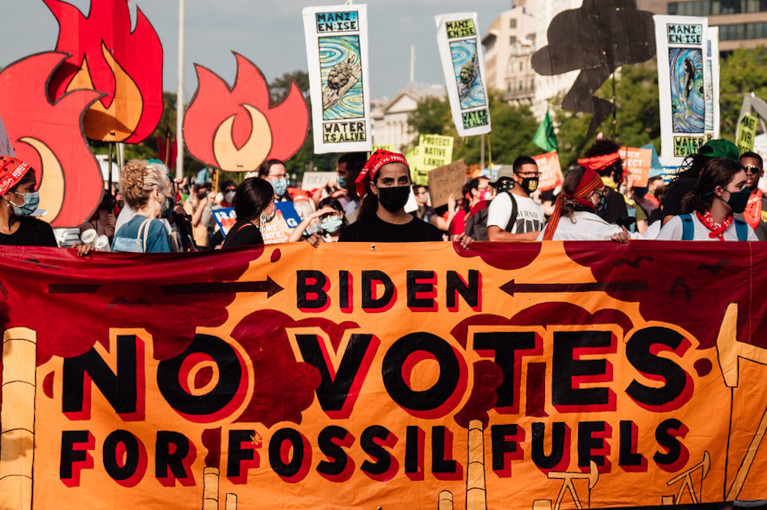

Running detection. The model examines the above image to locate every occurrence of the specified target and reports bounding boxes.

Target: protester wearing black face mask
[339,150,444,242]
[657,157,758,241]
[486,156,545,241]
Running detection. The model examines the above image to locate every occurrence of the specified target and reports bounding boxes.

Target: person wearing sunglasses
[739,151,767,240]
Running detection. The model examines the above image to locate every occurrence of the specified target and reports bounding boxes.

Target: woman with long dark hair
[657,157,757,241]
[222,177,275,248]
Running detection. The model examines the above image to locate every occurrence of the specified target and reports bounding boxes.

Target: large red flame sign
[184,53,309,172]
[44,0,164,144]
[0,52,105,227]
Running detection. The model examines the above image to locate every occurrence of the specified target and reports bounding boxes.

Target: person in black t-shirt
[0,156,56,247]
[339,150,453,243]
[222,177,275,249]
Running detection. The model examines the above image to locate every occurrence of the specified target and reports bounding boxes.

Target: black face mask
[377,186,411,212]
[521,177,539,194]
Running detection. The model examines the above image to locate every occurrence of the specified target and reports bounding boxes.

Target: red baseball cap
[0,156,32,195]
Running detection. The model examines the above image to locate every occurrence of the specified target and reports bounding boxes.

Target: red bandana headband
[0,156,31,196]
[354,149,410,198]
[577,152,620,172]
[542,168,604,240]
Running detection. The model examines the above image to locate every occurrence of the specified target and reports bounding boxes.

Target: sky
[0,0,510,103]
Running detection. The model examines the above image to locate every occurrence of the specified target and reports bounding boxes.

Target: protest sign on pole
[435,13,491,137]
[211,207,237,237]
[303,5,372,154]
[427,159,466,209]
[619,146,652,188]
[737,113,758,155]
[5,242,767,508]
[301,171,337,191]
[406,146,426,185]
[532,151,563,191]
[410,134,455,186]
[260,202,301,244]
[654,15,718,167]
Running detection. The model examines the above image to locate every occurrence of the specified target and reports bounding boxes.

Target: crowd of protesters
[0,135,763,251]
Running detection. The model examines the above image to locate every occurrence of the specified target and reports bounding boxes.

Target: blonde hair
[119,159,170,209]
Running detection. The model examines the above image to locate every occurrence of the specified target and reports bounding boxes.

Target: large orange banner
[2,241,767,509]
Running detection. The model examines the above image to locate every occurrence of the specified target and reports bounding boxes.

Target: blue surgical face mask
[9,191,40,217]
[337,175,346,188]
[321,216,343,233]
[271,177,288,196]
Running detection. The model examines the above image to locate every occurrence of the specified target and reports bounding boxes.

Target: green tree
[407,96,452,139]
[719,45,767,140]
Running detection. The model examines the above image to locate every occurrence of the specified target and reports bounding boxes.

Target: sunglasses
[743,165,762,174]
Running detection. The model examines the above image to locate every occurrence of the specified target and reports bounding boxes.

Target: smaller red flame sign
[184,53,309,172]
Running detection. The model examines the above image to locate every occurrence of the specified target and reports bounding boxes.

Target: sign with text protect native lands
[654,16,720,167]
[412,134,456,186]
[303,5,373,154]
[737,113,758,155]
[428,159,466,209]
[4,242,767,508]
[436,13,491,137]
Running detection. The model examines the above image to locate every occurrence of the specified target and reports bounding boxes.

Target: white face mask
[224,191,235,204]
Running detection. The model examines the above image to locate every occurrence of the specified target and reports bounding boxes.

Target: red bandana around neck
[696,211,733,241]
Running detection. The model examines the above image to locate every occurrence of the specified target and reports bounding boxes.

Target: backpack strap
[734,217,749,241]
[504,191,519,233]
[137,218,152,252]
[680,214,694,240]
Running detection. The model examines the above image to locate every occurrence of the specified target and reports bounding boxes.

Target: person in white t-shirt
[657,157,758,241]
[539,167,637,242]
[487,156,545,241]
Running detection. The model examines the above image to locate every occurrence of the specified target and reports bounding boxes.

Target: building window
[510,36,517,45]
[510,19,517,28]
[668,2,678,14]
[718,21,767,39]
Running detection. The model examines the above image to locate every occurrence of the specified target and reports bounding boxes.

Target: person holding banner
[657,157,757,241]
[739,151,767,240]
[486,157,545,241]
[340,149,445,242]
[539,167,637,242]
[0,155,56,247]
[111,160,173,253]
[222,177,275,249]
[577,139,630,227]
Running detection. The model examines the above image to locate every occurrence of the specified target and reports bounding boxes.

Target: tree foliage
[719,45,767,140]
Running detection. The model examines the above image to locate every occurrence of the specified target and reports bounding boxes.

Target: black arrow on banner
[500,279,649,297]
[49,276,283,299]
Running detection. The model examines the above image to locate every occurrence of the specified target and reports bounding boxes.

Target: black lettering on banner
[619,421,645,469]
[317,426,354,478]
[62,334,138,415]
[462,109,489,129]
[157,334,242,417]
[362,270,395,310]
[531,422,567,470]
[407,270,436,309]
[552,331,613,409]
[155,431,193,480]
[382,333,460,413]
[297,270,329,310]
[405,426,424,479]
[60,430,92,481]
[295,333,376,416]
[360,425,396,477]
[103,430,140,481]
[432,426,459,477]
[654,418,687,469]
[446,270,480,309]
[577,421,608,469]
[227,429,257,480]
[339,270,352,311]
[474,331,536,410]
[625,326,690,410]
[491,424,521,475]
[269,428,307,479]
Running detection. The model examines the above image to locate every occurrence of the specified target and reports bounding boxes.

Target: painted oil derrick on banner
[303,5,373,154]
[43,0,164,144]
[4,243,767,508]
[654,16,720,167]
[183,53,308,172]
[436,13,491,137]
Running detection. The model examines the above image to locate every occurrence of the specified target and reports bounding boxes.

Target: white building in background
[531,0,582,116]
[371,84,446,152]
[482,5,537,105]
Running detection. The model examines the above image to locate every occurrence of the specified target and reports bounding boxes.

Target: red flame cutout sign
[184,53,309,172]
[0,52,105,227]
[44,0,163,144]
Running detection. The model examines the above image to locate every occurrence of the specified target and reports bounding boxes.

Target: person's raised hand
[610,226,631,243]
